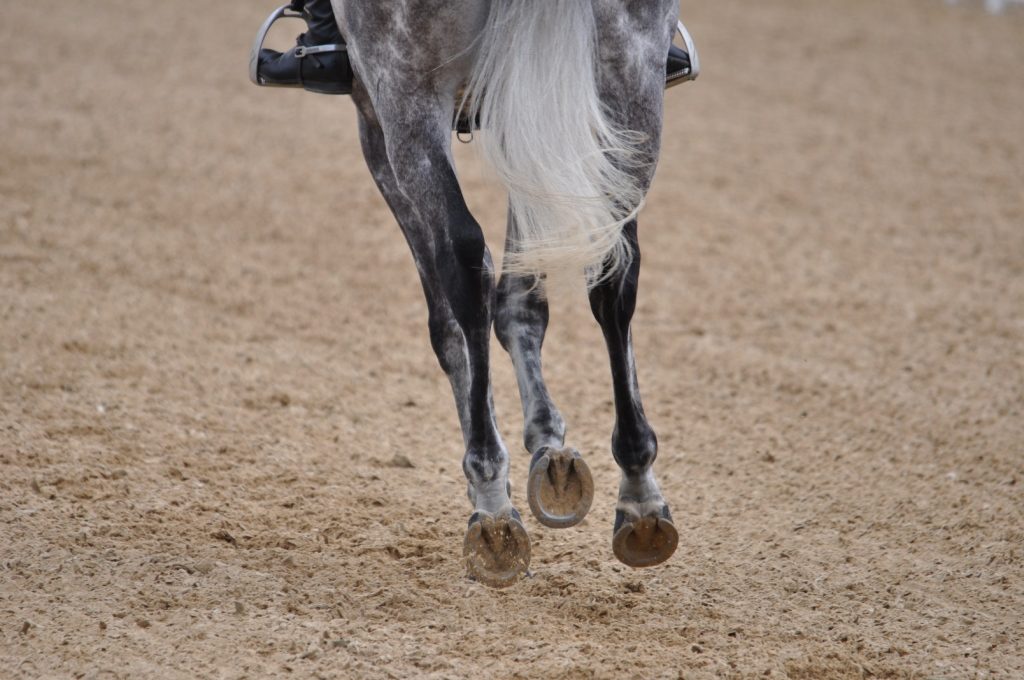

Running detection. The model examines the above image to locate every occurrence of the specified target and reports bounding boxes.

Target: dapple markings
[331,0,681,587]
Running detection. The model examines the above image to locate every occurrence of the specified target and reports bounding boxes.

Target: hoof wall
[463,512,531,588]
[612,514,678,568]
[527,448,594,529]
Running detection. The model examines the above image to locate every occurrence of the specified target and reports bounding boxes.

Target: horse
[325,0,685,587]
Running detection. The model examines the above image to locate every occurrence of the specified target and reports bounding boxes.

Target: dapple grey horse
[331,0,681,587]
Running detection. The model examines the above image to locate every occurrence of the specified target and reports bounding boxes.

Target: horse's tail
[462,0,646,288]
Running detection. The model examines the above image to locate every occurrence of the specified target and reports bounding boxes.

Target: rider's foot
[254,0,352,95]
[257,32,352,95]
[666,44,693,88]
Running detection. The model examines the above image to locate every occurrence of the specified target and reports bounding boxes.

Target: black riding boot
[666,44,693,88]
[256,0,353,95]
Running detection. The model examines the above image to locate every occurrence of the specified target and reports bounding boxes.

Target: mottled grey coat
[330,0,680,586]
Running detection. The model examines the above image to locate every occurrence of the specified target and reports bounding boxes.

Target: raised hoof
[612,510,679,568]
[463,512,531,588]
[527,447,594,528]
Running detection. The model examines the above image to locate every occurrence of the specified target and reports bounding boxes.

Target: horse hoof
[463,512,531,588]
[612,511,679,568]
[527,447,594,528]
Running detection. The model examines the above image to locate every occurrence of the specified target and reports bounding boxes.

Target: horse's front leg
[352,89,529,587]
[495,215,594,529]
[590,221,679,568]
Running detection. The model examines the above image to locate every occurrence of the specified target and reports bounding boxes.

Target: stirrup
[666,20,701,88]
[248,4,347,87]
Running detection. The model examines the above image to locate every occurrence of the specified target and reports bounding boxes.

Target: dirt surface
[2,1,1023,678]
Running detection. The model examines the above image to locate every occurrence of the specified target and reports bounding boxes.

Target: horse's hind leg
[495,215,594,528]
[589,221,678,567]
[592,0,681,568]
[351,88,529,588]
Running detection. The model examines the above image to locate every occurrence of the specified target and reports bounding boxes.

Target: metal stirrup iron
[679,19,701,81]
[667,19,700,88]
[249,4,347,87]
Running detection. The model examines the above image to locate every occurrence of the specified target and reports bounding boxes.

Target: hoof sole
[612,514,679,568]
[463,513,531,588]
[527,448,594,529]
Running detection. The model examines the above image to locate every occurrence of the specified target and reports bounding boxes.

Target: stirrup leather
[249,4,347,87]
[666,19,701,88]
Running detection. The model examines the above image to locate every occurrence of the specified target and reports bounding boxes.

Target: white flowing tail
[462,0,647,287]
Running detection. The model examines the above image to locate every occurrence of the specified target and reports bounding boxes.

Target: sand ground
[2,1,1023,678]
